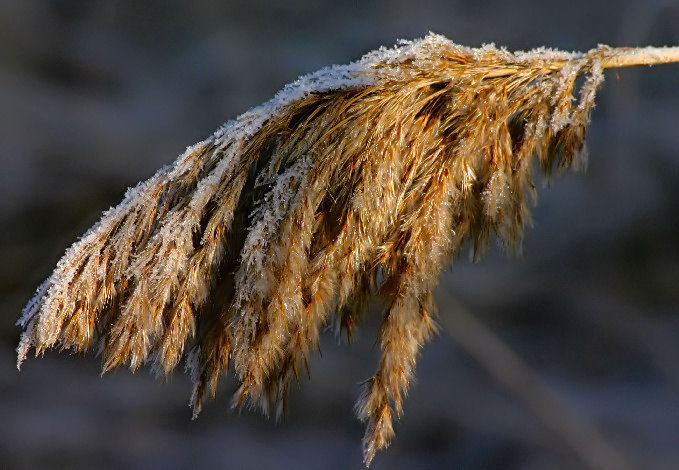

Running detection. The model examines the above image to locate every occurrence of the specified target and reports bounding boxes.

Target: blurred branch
[436,290,632,470]
[570,288,679,399]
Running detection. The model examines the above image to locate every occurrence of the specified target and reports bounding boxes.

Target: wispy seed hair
[18,33,611,466]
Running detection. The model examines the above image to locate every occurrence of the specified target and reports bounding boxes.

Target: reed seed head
[18,33,673,466]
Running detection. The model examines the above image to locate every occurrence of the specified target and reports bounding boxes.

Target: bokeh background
[1,1,678,469]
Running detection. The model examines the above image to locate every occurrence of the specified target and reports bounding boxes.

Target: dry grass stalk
[437,292,631,470]
[16,34,679,466]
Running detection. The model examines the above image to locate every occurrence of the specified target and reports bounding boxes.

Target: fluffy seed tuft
[16,34,679,466]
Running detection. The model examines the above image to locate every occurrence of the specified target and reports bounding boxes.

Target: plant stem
[601,46,679,69]
[485,45,679,79]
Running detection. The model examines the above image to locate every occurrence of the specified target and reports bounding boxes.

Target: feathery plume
[17,34,679,466]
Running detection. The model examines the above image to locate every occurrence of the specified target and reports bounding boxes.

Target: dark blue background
[2,1,678,468]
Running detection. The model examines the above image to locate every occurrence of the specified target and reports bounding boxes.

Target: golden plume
[16,34,679,466]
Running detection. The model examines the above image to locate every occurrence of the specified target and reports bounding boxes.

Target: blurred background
[1,1,678,469]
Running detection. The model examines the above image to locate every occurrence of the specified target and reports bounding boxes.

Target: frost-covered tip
[17,33,679,466]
